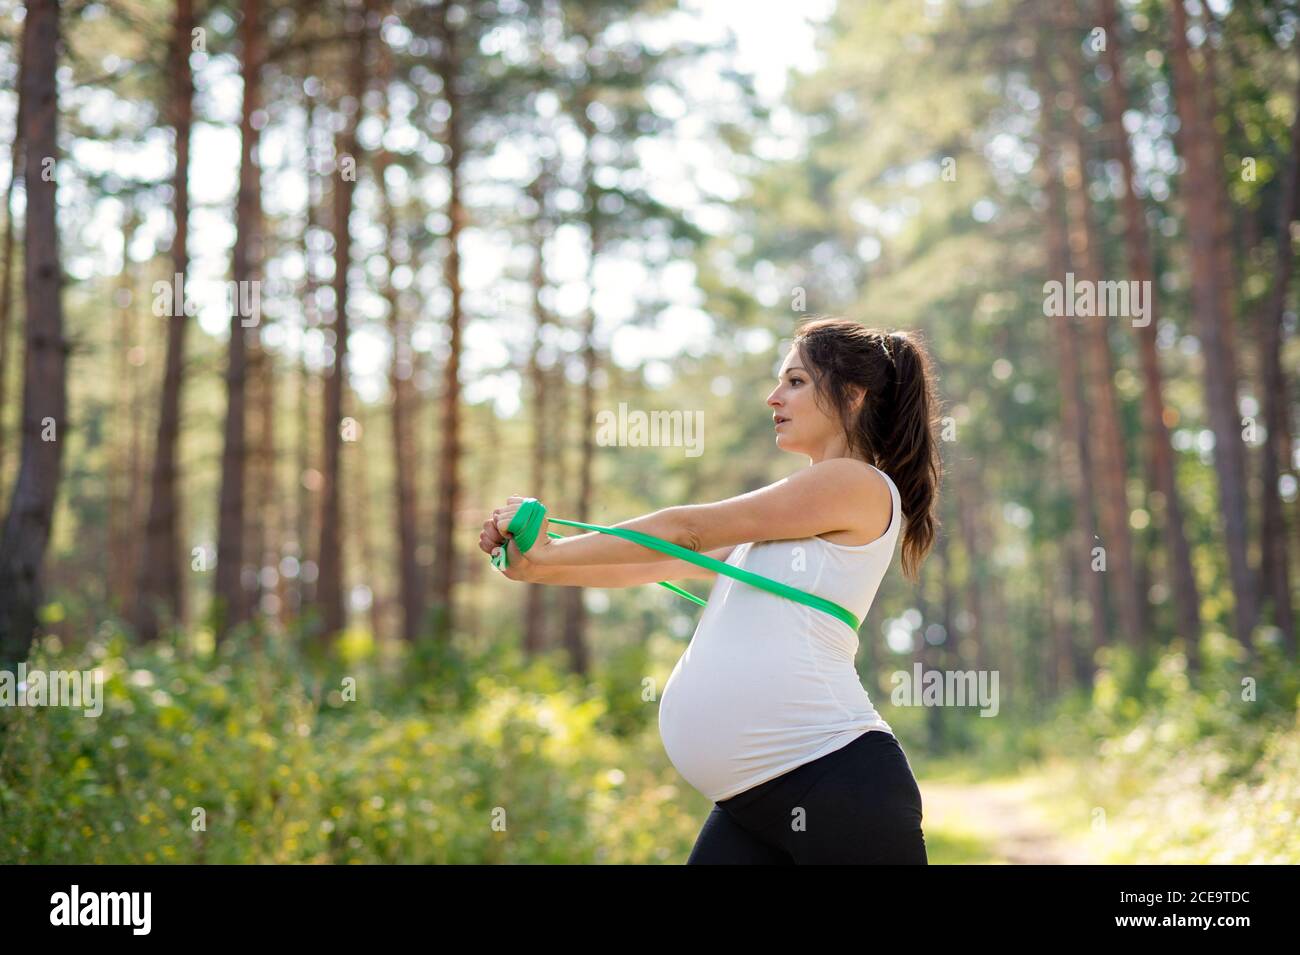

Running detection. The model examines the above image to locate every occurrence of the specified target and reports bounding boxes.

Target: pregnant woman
[480,317,942,864]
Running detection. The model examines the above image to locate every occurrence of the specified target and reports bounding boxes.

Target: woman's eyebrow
[777,366,807,379]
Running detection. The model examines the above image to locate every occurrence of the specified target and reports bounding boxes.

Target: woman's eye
[789,377,802,386]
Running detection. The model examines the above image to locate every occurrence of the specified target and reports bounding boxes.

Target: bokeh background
[0,0,1297,863]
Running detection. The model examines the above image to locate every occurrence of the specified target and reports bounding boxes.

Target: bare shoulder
[802,457,886,501]
[813,459,892,546]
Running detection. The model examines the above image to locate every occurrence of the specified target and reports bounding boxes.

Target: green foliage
[918,640,1300,864]
[1043,639,1300,863]
[0,628,707,864]
[3,625,1296,863]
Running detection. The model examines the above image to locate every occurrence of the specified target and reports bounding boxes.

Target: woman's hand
[492,496,552,564]
[481,495,551,579]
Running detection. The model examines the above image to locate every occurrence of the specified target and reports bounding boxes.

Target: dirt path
[921,773,1097,864]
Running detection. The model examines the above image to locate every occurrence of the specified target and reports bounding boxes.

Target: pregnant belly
[659,650,868,799]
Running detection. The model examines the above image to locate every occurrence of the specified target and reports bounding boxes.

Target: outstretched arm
[496,505,696,567]
[519,459,878,568]
[479,507,735,584]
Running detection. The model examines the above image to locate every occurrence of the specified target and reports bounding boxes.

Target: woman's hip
[719,729,922,829]
[716,729,927,863]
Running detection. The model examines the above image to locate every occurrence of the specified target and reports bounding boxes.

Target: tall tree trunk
[1167,0,1258,648]
[1055,15,1146,655]
[415,338,434,597]
[349,420,383,639]
[953,467,987,673]
[924,525,953,750]
[249,116,296,626]
[1046,440,1075,696]
[546,353,570,654]
[110,204,140,610]
[0,0,66,669]
[559,91,602,677]
[214,0,264,638]
[317,0,371,639]
[1256,66,1300,654]
[429,0,465,646]
[1195,9,1248,388]
[134,0,194,640]
[375,41,422,642]
[523,170,551,656]
[913,544,942,728]
[465,402,492,643]
[380,176,422,641]
[248,334,274,620]
[295,56,321,619]
[1034,39,1107,675]
[1098,0,1202,667]
[0,48,24,507]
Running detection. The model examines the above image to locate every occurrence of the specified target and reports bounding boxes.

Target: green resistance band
[489,498,861,632]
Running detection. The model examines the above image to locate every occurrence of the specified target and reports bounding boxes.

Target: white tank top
[658,463,903,802]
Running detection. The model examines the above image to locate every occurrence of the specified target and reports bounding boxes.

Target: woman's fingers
[480,517,506,557]
[494,504,524,537]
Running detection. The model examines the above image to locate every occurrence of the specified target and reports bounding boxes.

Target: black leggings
[686,729,927,864]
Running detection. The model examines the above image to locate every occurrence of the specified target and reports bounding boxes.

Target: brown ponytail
[791,317,943,582]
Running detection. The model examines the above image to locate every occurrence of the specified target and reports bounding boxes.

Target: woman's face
[766,347,860,463]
